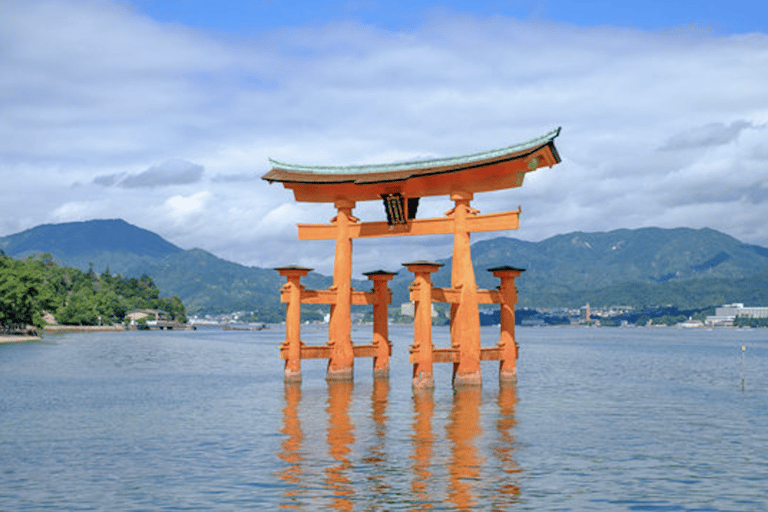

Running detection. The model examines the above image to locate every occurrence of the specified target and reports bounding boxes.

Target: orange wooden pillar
[276,265,312,383]
[448,192,482,387]
[404,261,442,390]
[489,266,524,384]
[327,199,357,382]
[364,270,396,379]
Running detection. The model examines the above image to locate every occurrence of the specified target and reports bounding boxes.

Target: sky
[2,0,768,277]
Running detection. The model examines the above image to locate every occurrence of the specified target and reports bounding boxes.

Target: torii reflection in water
[276,381,521,509]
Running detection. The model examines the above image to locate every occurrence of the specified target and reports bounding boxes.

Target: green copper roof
[268,127,560,175]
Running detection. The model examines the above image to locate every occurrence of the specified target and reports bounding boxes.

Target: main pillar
[364,270,396,379]
[276,265,312,383]
[327,199,357,381]
[448,192,482,387]
[404,261,442,390]
[489,266,524,385]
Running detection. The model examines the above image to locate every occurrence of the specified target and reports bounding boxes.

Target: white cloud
[164,191,211,223]
[1,1,768,276]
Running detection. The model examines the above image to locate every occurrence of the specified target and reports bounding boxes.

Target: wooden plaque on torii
[264,128,561,389]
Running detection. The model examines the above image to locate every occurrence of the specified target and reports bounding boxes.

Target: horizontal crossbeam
[409,287,502,304]
[409,346,503,364]
[298,209,520,241]
[280,343,390,359]
[281,289,389,305]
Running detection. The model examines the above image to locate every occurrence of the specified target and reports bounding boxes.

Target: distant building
[715,303,768,318]
[706,303,768,326]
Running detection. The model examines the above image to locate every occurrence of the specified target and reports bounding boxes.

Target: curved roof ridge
[268,127,560,175]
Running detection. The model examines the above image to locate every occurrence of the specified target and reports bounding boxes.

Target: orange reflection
[278,379,521,510]
[325,381,355,511]
[447,387,484,510]
[411,390,435,510]
[277,383,305,510]
[495,384,522,505]
[364,379,390,496]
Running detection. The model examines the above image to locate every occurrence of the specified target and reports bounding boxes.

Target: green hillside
[122,248,341,319]
[0,219,182,274]
[386,227,768,309]
[0,220,342,319]
[3,220,767,317]
[0,253,186,328]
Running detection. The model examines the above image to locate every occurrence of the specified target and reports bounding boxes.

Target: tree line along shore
[0,253,187,337]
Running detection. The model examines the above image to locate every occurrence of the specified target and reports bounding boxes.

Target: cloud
[2,1,768,276]
[210,172,260,183]
[164,191,212,223]
[121,159,205,188]
[92,173,127,187]
[93,159,204,188]
[659,121,753,150]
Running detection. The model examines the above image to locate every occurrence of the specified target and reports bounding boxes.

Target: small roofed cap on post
[487,265,526,272]
[362,269,399,276]
[275,265,314,274]
[402,261,444,269]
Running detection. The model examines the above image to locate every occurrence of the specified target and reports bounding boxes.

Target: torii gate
[263,128,561,389]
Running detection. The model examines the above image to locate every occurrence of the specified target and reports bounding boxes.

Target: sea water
[1,325,766,510]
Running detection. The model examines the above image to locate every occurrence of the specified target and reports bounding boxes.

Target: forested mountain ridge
[471,227,768,285]
[385,227,768,308]
[2,220,767,316]
[127,248,338,318]
[0,219,339,319]
[0,219,182,276]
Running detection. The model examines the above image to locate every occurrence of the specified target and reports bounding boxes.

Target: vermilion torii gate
[263,128,561,389]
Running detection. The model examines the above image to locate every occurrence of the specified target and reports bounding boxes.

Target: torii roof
[262,127,561,203]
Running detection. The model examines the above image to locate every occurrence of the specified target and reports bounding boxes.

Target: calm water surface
[1,326,767,510]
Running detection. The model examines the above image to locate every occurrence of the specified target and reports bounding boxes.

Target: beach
[0,334,40,343]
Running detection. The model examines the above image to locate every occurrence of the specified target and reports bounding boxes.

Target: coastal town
[185,301,768,330]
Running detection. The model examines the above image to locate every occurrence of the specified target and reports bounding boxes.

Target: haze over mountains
[2,219,767,319]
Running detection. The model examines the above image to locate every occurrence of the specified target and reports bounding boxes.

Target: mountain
[471,227,768,284]
[386,227,768,309]
[2,220,767,315]
[0,219,337,319]
[123,248,337,318]
[0,219,182,274]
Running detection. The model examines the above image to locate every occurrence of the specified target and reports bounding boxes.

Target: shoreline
[43,325,126,333]
[0,334,42,343]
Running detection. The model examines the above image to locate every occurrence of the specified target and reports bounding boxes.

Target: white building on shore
[706,303,768,326]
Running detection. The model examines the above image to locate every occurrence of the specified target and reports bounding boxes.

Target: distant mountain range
[0,219,335,319]
[2,219,767,317]
[401,227,768,309]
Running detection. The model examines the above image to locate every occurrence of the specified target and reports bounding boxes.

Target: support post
[447,192,482,387]
[364,270,396,379]
[489,266,524,385]
[327,199,357,382]
[404,261,443,390]
[276,265,313,383]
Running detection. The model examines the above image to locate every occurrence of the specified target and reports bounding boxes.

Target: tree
[56,287,99,326]
[0,256,43,328]
[158,296,187,323]
[0,254,188,328]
